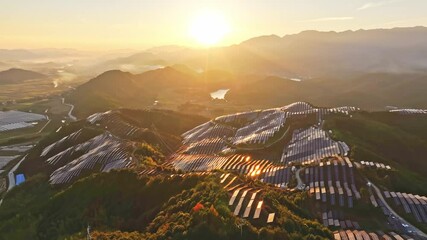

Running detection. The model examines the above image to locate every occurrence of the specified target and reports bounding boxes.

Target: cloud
[357,0,398,11]
[300,17,354,23]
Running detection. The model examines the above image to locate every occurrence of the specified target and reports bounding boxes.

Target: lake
[210,89,229,99]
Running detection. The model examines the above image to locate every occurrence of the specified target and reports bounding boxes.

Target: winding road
[62,98,77,121]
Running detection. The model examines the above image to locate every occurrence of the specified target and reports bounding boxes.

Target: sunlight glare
[189,10,230,46]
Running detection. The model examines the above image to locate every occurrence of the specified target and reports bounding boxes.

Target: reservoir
[210,89,229,99]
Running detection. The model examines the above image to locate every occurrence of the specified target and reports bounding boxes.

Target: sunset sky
[1,0,427,50]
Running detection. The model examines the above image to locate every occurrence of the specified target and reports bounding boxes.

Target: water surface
[210,89,229,99]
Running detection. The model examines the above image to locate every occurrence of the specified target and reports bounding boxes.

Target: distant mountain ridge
[239,26,427,76]
[105,26,427,77]
[0,68,46,84]
[66,26,427,117]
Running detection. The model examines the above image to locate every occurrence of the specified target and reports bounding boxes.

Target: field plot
[0,78,68,102]
[0,155,19,169]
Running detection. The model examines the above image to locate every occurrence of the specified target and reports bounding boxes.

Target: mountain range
[68,67,427,118]
[103,26,427,78]
[2,26,427,240]
[3,27,427,115]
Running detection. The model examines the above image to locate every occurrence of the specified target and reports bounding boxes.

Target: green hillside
[324,112,427,195]
[69,65,427,119]
[0,171,331,240]
[226,73,427,110]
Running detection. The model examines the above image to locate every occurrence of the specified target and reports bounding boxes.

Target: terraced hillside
[160,102,427,239]
[324,112,427,195]
[1,102,426,239]
[16,109,207,185]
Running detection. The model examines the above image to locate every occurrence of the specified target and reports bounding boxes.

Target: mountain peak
[0,68,46,84]
[240,34,282,45]
[92,69,134,81]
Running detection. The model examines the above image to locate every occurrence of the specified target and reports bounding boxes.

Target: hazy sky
[1,0,427,50]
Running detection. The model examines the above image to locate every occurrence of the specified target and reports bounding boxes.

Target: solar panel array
[384,191,427,224]
[281,127,344,165]
[168,154,229,172]
[48,133,134,184]
[220,173,275,223]
[321,210,361,229]
[0,110,46,125]
[333,230,413,240]
[181,121,234,144]
[182,137,227,155]
[87,110,114,124]
[87,110,149,139]
[150,103,386,230]
[389,109,427,114]
[232,110,286,145]
[172,102,359,181]
[168,153,294,188]
[181,102,360,152]
[303,157,361,208]
[214,111,259,123]
[41,129,84,157]
[0,110,46,132]
[359,161,392,170]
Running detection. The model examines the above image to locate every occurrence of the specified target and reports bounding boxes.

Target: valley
[1,13,427,239]
[0,99,426,239]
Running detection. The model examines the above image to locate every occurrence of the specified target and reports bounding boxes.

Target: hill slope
[0,171,331,240]
[0,68,46,84]
[1,104,427,239]
[226,73,427,110]
[17,108,207,183]
[67,67,243,117]
[324,112,427,195]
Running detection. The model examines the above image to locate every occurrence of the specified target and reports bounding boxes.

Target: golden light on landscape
[189,10,230,46]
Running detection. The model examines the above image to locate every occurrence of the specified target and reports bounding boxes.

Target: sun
[189,10,230,46]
